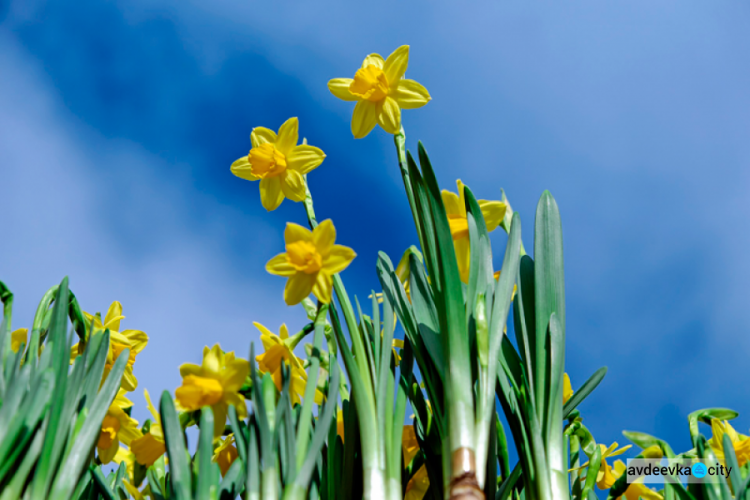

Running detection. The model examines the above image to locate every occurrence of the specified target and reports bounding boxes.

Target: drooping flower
[563,373,574,404]
[230,118,325,211]
[72,301,148,392]
[402,425,430,500]
[442,180,507,283]
[266,220,356,305]
[213,434,239,476]
[175,344,250,437]
[707,419,750,466]
[131,389,166,466]
[255,322,305,373]
[328,45,431,138]
[97,389,141,464]
[611,460,663,500]
[10,328,27,353]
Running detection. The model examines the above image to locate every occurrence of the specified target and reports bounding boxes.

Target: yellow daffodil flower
[213,434,239,476]
[255,322,305,372]
[97,389,141,464]
[592,442,632,489]
[72,301,148,392]
[230,117,325,211]
[131,389,167,466]
[266,220,356,305]
[563,373,574,404]
[708,419,750,466]
[402,425,430,500]
[611,460,663,500]
[10,328,27,353]
[175,344,250,437]
[328,45,431,138]
[442,180,507,283]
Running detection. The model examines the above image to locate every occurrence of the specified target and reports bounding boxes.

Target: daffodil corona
[328,45,431,138]
[231,117,326,211]
[266,220,356,305]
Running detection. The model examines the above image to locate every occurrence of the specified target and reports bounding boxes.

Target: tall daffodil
[230,117,325,211]
[708,419,750,466]
[72,301,148,392]
[266,220,356,305]
[175,344,250,437]
[213,434,239,476]
[97,389,141,464]
[131,390,166,466]
[402,425,430,500]
[442,180,507,283]
[611,460,663,500]
[328,45,431,138]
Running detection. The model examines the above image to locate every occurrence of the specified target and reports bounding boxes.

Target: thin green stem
[394,129,423,241]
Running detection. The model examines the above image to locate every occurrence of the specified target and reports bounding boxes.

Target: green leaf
[197,406,215,500]
[563,367,607,419]
[159,391,192,500]
[622,431,676,458]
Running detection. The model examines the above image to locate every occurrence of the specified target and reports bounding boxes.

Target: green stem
[394,129,423,241]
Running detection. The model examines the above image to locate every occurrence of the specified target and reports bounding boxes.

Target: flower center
[98,415,121,449]
[349,65,390,102]
[286,241,323,274]
[175,375,224,410]
[448,216,469,241]
[248,143,287,178]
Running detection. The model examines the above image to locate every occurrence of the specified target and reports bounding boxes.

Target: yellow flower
[328,45,431,138]
[707,419,750,466]
[563,373,574,404]
[611,460,663,500]
[337,409,345,443]
[255,323,304,373]
[131,390,167,466]
[72,301,148,392]
[402,425,430,500]
[175,344,250,437]
[442,180,507,283]
[266,220,356,305]
[590,443,632,489]
[213,434,239,476]
[97,389,141,464]
[10,328,28,353]
[230,117,325,211]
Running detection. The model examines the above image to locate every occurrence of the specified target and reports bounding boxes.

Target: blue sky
[2,0,750,461]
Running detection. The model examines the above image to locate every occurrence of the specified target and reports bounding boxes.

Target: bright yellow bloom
[708,419,750,466]
[591,442,632,489]
[131,390,166,466]
[611,460,663,500]
[175,344,250,437]
[97,389,141,464]
[255,323,304,372]
[72,301,148,392]
[266,220,356,305]
[213,434,239,476]
[563,373,574,404]
[328,45,431,138]
[402,425,429,500]
[10,328,28,353]
[442,180,507,283]
[230,117,325,211]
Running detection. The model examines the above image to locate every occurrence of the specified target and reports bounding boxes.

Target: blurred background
[1,1,749,459]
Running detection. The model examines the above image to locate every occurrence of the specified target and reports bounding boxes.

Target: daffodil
[10,328,27,353]
[230,117,325,211]
[611,460,663,500]
[97,389,141,464]
[72,301,148,392]
[213,434,239,476]
[563,373,574,404]
[131,390,166,466]
[328,45,431,138]
[175,344,250,437]
[591,443,632,489]
[402,425,430,500]
[337,409,345,443]
[708,419,750,466]
[266,220,356,305]
[442,180,507,283]
[255,322,305,372]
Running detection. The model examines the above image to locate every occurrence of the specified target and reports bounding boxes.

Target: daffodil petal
[287,144,326,174]
[323,245,356,274]
[259,177,284,211]
[441,190,462,216]
[105,302,124,330]
[362,53,384,69]
[211,403,228,437]
[284,273,315,306]
[285,222,313,244]
[377,97,401,134]
[453,236,471,284]
[312,219,336,256]
[478,200,507,232]
[266,253,295,277]
[281,169,306,202]
[250,127,277,148]
[393,79,431,109]
[328,78,357,101]
[98,441,119,464]
[222,359,250,392]
[223,392,248,418]
[275,117,299,155]
[253,322,275,338]
[384,45,409,84]
[351,100,379,139]
[312,272,333,303]
[231,156,258,181]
